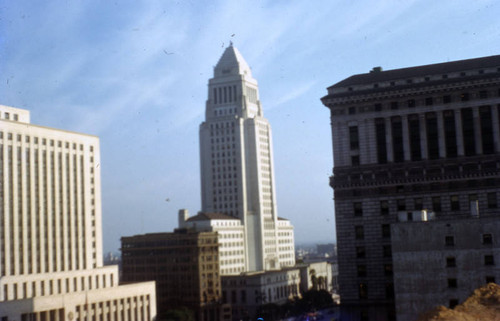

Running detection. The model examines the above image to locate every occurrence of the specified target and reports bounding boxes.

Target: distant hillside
[417,283,500,321]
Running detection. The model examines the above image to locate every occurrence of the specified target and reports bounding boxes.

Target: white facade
[0,105,156,321]
[198,45,295,272]
[221,268,301,319]
[179,210,247,275]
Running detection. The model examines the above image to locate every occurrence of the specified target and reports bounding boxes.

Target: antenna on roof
[229,40,233,46]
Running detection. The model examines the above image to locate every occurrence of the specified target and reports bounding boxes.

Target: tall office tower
[321,55,500,321]
[0,105,156,321]
[199,44,295,272]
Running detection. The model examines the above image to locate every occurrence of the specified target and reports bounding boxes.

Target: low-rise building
[121,229,223,321]
[297,261,333,294]
[221,268,301,320]
[179,210,247,275]
[392,211,500,321]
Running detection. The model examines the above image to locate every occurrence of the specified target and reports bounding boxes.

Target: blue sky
[1,0,499,253]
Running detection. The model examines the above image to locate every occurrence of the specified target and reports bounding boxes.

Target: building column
[491,105,500,152]
[437,111,446,158]
[455,109,464,156]
[473,107,483,154]
[385,117,393,162]
[419,114,428,159]
[402,115,410,161]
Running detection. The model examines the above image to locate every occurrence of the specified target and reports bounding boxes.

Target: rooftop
[186,212,238,222]
[214,43,252,77]
[329,54,500,89]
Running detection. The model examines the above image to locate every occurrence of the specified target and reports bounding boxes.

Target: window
[356,246,366,258]
[385,283,395,300]
[443,95,451,103]
[357,265,367,277]
[450,195,460,211]
[375,103,382,111]
[486,276,496,284]
[425,97,433,106]
[426,112,439,159]
[375,118,387,164]
[414,198,423,210]
[487,193,497,209]
[380,200,389,215]
[449,299,459,309]
[351,155,360,166]
[355,226,364,240]
[384,264,393,276]
[382,224,391,238]
[354,202,363,216]
[349,126,359,150]
[349,107,356,115]
[483,234,493,245]
[407,99,415,107]
[397,199,406,211]
[359,283,368,299]
[383,245,392,258]
[479,90,488,99]
[480,106,494,154]
[445,236,455,246]
[484,255,495,266]
[432,196,442,212]
[461,108,476,156]
[408,114,422,161]
[391,117,404,162]
[390,101,398,110]
[461,93,469,101]
[446,257,456,267]
[443,110,458,157]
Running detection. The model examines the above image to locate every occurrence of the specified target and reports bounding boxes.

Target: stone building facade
[0,105,156,321]
[220,267,301,320]
[392,216,500,321]
[321,55,500,320]
[121,229,224,321]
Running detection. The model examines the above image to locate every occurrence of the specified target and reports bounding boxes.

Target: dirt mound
[417,283,500,321]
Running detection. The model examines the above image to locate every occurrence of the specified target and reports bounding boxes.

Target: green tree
[161,307,195,321]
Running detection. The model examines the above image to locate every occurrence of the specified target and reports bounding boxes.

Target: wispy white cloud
[268,80,316,109]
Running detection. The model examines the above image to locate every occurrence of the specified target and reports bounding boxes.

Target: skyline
[2,1,500,253]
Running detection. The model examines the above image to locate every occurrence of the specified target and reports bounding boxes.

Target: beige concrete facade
[221,267,301,320]
[198,45,295,273]
[0,105,156,321]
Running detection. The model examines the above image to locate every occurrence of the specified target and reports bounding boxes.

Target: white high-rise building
[197,44,295,272]
[0,105,156,321]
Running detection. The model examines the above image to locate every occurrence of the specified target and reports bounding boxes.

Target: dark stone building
[321,55,500,320]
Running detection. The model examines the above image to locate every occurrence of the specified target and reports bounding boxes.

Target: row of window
[358,282,394,300]
[346,88,499,115]
[354,224,391,240]
[74,295,151,321]
[212,85,237,104]
[1,112,19,121]
[0,132,94,153]
[357,263,393,277]
[446,254,495,267]
[2,273,114,301]
[352,192,498,217]
[349,106,499,167]
[445,233,493,246]
[355,245,392,259]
